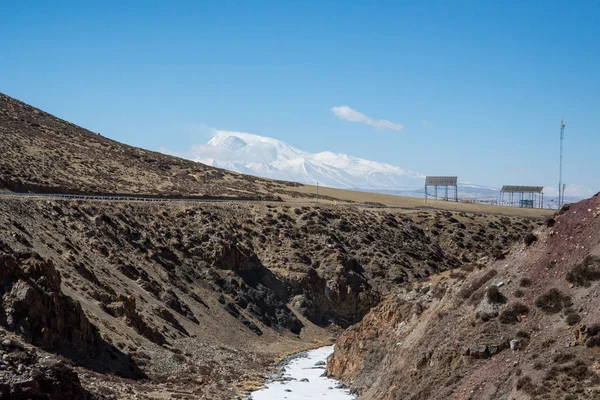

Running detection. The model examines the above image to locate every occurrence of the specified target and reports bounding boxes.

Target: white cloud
[331,106,403,131]
[543,184,597,198]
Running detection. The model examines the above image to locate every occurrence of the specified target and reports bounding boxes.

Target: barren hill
[0,92,303,198]
[329,194,600,399]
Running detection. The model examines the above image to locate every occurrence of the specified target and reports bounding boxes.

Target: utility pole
[558,120,566,208]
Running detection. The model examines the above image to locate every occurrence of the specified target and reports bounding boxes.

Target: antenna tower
[558,120,566,208]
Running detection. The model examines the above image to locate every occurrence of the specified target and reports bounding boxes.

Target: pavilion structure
[425,176,458,202]
[500,185,544,208]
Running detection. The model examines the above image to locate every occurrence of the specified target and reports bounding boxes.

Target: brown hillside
[0,92,302,198]
[0,197,538,398]
[329,193,600,400]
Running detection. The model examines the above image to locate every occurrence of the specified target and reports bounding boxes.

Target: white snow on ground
[250,345,356,400]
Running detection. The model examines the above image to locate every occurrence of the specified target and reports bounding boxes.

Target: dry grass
[566,255,600,287]
[287,184,553,217]
[535,289,572,314]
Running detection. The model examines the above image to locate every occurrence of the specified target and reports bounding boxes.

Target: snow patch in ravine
[250,345,356,399]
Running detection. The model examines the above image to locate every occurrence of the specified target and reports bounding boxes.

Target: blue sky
[2,1,599,195]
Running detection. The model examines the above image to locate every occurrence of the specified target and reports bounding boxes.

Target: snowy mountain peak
[209,131,284,149]
[206,131,305,163]
[193,130,425,190]
[210,134,248,151]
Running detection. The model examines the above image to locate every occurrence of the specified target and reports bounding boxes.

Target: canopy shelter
[425,176,458,202]
[500,185,544,208]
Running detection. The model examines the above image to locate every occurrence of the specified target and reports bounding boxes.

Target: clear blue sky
[2,1,599,195]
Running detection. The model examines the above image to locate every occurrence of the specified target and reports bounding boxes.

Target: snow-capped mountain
[192,131,425,190]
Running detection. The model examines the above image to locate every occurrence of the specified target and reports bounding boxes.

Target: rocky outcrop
[0,252,96,357]
[289,253,379,327]
[103,295,166,345]
[0,362,96,400]
[0,251,144,380]
[0,332,99,400]
[211,242,262,272]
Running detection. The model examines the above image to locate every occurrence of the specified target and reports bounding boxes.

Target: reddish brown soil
[329,194,600,400]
